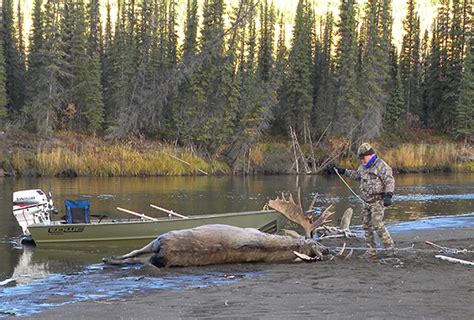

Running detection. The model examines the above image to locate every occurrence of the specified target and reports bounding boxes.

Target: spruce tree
[385,47,405,130]
[286,0,314,137]
[108,0,156,137]
[455,39,473,138]
[423,21,442,128]
[26,0,44,91]
[272,12,288,134]
[84,0,105,132]
[225,0,276,169]
[333,0,360,135]
[257,0,275,82]
[167,0,178,66]
[168,0,198,143]
[191,0,234,148]
[2,0,25,114]
[359,0,391,139]
[419,29,430,124]
[439,0,466,132]
[17,0,26,69]
[101,0,113,124]
[182,0,198,63]
[0,10,7,121]
[103,0,135,128]
[431,0,453,131]
[313,19,323,117]
[313,12,335,131]
[24,0,68,134]
[400,0,421,121]
[66,0,91,130]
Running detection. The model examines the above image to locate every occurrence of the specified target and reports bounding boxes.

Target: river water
[0,173,473,316]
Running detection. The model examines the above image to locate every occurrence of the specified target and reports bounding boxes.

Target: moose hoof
[102,257,121,265]
[293,251,320,262]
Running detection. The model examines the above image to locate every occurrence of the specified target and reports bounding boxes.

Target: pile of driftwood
[103,192,355,268]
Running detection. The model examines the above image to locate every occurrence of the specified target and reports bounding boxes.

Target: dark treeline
[0,0,472,163]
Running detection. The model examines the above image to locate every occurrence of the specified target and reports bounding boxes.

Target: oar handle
[150,204,189,219]
[116,207,158,221]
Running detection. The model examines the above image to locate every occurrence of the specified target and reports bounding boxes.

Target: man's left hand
[383,193,393,207]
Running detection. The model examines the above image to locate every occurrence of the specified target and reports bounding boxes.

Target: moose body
[103,194,352,268]
[103,224,330,268]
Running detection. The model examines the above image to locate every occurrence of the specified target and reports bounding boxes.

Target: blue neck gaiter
[363,154,378,169]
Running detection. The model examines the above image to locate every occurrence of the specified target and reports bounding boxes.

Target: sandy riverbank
[20,227,474,320]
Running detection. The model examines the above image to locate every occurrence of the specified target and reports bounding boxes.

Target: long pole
[117,207,158,221]
[150,204,189,219]
[334,169,370,206]
[163,151,209,175]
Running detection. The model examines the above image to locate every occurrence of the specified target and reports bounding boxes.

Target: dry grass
[16,145,229,177]
[381,143,472,172]
[3,129,472,176]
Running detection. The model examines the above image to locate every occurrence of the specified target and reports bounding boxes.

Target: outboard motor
[13,189,57,235]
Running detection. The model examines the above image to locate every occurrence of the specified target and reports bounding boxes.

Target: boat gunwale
[27,209,278,229]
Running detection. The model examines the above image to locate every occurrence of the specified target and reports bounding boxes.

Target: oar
[117,207,158,221]
[150,204,189,219]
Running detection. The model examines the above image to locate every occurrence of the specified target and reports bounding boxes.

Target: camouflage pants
[362,200,394,250]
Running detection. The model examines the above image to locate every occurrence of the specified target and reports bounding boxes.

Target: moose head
[267,191,333,239]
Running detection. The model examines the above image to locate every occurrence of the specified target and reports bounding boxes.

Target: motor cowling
[13,189,56,234]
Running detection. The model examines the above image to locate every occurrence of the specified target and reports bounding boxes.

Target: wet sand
[23,227,474,320]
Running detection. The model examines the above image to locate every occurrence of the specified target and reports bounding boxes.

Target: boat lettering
[48,226,85,234]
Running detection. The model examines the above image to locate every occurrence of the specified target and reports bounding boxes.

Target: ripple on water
[0,265,258,318]
[388,213,474,232]
[394,193,474,202]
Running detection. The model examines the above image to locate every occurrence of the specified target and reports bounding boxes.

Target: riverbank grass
[381,143,471,172]
[21,145,229,176]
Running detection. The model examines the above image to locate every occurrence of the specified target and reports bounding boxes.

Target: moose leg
[106,241,155,261]
[103,256,149,265]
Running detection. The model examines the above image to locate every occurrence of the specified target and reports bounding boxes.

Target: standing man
[332,143,395,258]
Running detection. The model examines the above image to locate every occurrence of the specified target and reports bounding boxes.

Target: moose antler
[267,191,333,239]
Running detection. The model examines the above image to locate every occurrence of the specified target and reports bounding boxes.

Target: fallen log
[103,193,345,268]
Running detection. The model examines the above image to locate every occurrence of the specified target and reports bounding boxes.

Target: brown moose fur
[103,193,335,268]
[103,224,331,268]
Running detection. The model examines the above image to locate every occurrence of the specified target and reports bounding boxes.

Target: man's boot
[359,248,377,260]
[384,246,395,257]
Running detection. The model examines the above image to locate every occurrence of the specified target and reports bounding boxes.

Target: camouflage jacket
[344,157,395,202]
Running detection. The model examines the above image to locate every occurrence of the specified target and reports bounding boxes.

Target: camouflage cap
[357,143,375,157]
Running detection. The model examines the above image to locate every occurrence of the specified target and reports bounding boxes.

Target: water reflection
[0,257,257,317]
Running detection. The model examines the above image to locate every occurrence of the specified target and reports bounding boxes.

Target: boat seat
[65,200,91,224]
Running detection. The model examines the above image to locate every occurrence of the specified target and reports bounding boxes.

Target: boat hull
[27,210,284,245]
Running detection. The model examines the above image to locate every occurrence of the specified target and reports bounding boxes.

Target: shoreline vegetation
[0,130,472,177]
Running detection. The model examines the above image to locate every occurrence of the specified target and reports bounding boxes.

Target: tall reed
[29,145,229,176]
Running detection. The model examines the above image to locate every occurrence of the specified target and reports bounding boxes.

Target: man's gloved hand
[329,165,346,175]
[383,193,393,207]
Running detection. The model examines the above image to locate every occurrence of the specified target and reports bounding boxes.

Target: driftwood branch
[163,151,209,175]
[435,255,474,266]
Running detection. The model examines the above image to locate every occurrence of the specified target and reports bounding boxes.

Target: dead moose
[103,193,352,268]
